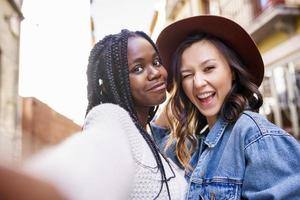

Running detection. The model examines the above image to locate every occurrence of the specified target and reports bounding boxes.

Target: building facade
[153,0,300,139]
[0,1,81,161]
[22,97,81,159]
[0,0,23,161]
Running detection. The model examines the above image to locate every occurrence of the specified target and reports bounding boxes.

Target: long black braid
[86,29,175,199]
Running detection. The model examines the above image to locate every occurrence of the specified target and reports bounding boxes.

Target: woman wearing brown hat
[152,15,300,199]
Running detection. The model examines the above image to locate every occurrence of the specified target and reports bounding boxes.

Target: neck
[135,106,150,130]
[207,116,217,130]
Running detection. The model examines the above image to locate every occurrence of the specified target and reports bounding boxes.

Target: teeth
[197,92,214,99]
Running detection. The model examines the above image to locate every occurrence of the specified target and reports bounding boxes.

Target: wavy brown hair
[165,33,263,169]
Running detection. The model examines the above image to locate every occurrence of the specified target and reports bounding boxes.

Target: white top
[24,103,187,200]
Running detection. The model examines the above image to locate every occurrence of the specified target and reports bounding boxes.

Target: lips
[147,81,166,92]
[196,91,215,105]
[197,91,215,99]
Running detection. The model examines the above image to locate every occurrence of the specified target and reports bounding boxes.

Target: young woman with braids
[82,29,186,199]
[0,29,186,200]
[152,15,300,199]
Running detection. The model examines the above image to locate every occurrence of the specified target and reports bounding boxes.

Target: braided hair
[86,29,174,199]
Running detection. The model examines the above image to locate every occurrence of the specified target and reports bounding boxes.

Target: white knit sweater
[24,103,187,200]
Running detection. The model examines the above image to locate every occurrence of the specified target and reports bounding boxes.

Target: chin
[199,109,219,119]
[152,97,166,106]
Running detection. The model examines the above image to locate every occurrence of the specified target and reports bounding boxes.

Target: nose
[148,65,161,81]
[193,73,207,89]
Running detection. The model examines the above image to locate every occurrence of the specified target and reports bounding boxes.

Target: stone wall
[0,0,22,161]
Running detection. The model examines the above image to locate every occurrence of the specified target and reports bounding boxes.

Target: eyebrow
[180,58,217,72]
[129,58,143,66]
[151,52,159,60]
[128,52,158,66]
[201,59,216,65]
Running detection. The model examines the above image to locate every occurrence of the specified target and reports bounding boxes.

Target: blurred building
[152,0,300,139]
[1,0,81,161]
[0,0,23,161]
[22,97,81,159]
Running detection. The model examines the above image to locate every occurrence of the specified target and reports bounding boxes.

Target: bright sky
[91,0,161,41]
[19,0,161,125]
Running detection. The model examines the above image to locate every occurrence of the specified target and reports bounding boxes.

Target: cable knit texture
[24,104,186,200]
[84,103,187,199]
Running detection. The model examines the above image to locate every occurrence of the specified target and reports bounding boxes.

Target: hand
[0,165,65,200]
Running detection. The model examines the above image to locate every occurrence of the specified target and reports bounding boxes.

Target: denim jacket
[152,111,300,200]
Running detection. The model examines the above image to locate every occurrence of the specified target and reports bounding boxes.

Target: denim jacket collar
[204,117,229,148]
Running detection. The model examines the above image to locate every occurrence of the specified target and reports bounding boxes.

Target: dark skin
[0,35,168,200]
[127,36,168,129]
[0,165,65,200]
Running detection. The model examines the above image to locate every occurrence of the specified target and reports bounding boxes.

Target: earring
[98,78,103,97]
[98,78,103,86]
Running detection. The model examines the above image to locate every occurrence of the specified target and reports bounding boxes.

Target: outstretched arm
[23,104,136,200]
[0,104,136,200]
[0,165,65,200]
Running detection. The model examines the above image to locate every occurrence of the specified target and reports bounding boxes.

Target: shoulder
[150,122,170,143]
[82,103,141,151]
[232,111,292,147]
[234,110,288,135]
[83,103,132,130]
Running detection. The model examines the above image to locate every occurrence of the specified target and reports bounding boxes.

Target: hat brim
[156,15,264,88]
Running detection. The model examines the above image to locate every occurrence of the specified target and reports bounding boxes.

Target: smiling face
[180,40,233,128]
[127,36,168,111]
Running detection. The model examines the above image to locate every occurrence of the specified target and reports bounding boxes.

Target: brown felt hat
[156,15,264,88]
